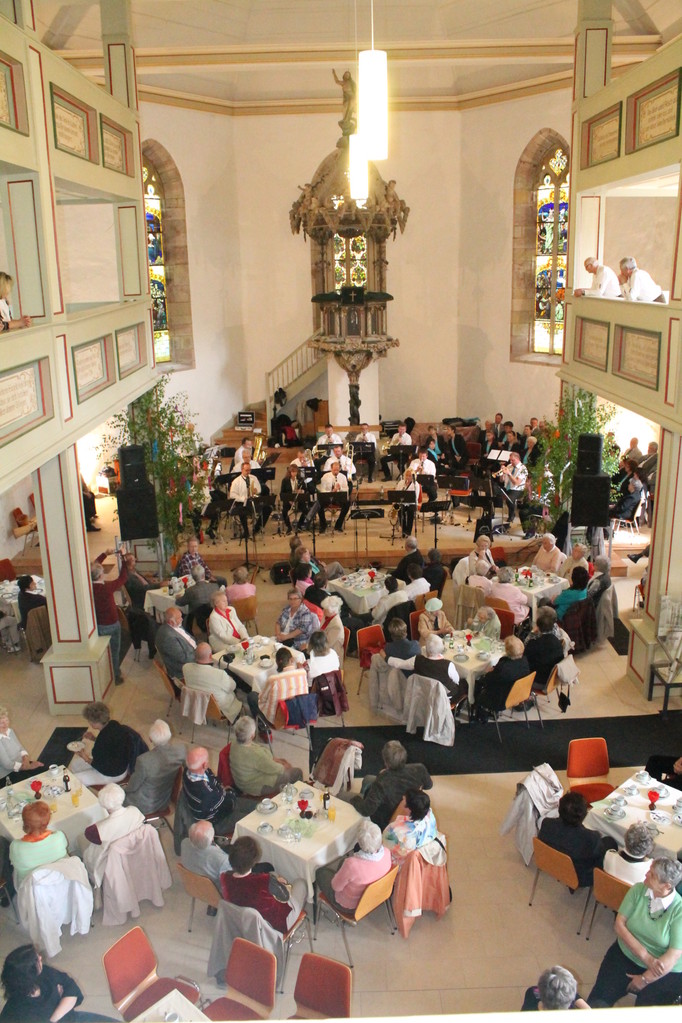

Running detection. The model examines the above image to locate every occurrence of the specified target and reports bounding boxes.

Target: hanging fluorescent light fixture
[349,132,368,202]
[358,1,387,160]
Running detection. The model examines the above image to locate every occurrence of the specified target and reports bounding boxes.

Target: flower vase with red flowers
[648,790,660,812]
[465,633,472,647]
[30,780,42,800]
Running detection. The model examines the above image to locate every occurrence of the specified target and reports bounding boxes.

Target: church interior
[1,0,682,1019]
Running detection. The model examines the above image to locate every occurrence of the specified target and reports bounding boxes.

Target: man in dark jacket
[473,636,530,716]
[524,607,564,692]
[539,791,616,886]
[389,536,424,584]
[349,740,432,831]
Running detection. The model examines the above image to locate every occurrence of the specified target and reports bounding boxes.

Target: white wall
[139,89,571,440]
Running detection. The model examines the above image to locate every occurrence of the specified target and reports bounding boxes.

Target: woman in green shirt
[588,857,682,1006]
[9,802,67,887]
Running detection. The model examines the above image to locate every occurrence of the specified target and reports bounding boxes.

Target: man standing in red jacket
[92,547,128,685]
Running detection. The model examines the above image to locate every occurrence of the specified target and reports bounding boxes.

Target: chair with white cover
[368,658,407,722]
[391,839,450,938]
[452,557,471,587]
[595,584,618,644]
[17,856,93,958]
[403,674,455,746]
[101,824,172,926]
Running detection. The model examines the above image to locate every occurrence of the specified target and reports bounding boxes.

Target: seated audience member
[220,836,307,932]
[538,792,616,887]
[0,707,43,787]
[573,255,621,299]
[609,459,643,519]
[183,642,243,722]
[468,605,501,641]
[9,802,68,886]
[423,548,447,594]
[524,608,564,691]
[16,576,47,631]
[307,630,340,681]
[207,591,249,654]
[387,633,463,702]
[183,746,236,828]
[229,716,302,795]
[174,536,219,582]
[0,607,20,654]
[533,534,565,574]
[315,819,392,912]
[588,858,682,1008]
[122,554,158,657]
[588,556,612,605]
[522,965,589,1011]
[473,636,531,719]
[622,437,643,464]
[225,566,256,604]
[418,597,454,641]
[560,543,589,580]
[293,562,314,598]
[124,719,187,814]
[645,753,682,785]
[293,545,345,584]
[384,618,420,664]
[602,822,654,886]
[467,535,497,577]
[468,561,493,594]
[553,565,589,621]
[181,820,232,892]
[372,575,408,626]
[619,255,666,303]
[274,589,318,651]
[70,701,132,787]
[248,647,309,728]
[350,740,432,831]
[319,596,345,660]
[403,563,430,603]
[155,606,197,680]
[175,563,218,620]
[0,944,115,1023]
[81,783,144,884]
[490,567,530,624]
[389,536,424,584]
[383,789,438,863]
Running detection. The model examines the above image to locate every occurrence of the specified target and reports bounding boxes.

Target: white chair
[101,824,172,926]
[17,857,93,957]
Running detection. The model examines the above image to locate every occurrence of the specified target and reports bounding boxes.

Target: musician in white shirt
[229,462,261,538]
[394,467,421,537]
[381,422,413,481]
[573,257,620,299]
[496,452,528,524]
[233,440,261,470]
[321,424,343,445]
[323,445,356,487]
[317,462,349,533]
[357,423,377,482]
[408,448,437,502]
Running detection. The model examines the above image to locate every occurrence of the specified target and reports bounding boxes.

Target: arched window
[141,140,195,369]
[510,129,570,363]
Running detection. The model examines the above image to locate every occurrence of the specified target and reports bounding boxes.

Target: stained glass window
[533,149,569,355]
[143,161,170,363]
[333,233,367,289]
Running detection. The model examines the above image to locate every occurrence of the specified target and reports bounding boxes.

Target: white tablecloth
[0,575,44,620]
[586,773,682,860]
[144,585,185,620]
[441,633,504,701]
[234,781,362,899]
[132,989,209,1022]
[0,768,106,853]
[329,571,387,615]
[215,640,306,694]
[511,569,569,619]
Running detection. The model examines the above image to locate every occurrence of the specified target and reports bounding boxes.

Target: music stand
[387,490,418,544]
[350,507,384,567]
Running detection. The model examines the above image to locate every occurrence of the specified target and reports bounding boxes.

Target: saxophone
[252,435,264,464]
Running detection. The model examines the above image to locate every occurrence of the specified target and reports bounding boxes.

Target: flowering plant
[30,780,42,793]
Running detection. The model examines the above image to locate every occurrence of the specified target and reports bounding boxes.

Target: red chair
[490,545,507,566]
[495,607,515,640]
[356,624,385,695]
[566,737,615,804]
[291,952,353,1018]
[218,742,236,788]
[204,938,277,1020]
[409,610,422,641]
[102,926,201,1021]
[0,559,16,582]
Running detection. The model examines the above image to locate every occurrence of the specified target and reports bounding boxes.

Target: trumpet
[492,465,511,478]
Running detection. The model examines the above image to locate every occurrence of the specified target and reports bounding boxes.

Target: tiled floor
[0,503,675,1019]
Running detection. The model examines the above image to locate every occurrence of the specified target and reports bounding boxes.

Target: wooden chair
[291,952,353,1018]
[176,863,221,932]
[314,865,399,967]
[566,737,614,803]
[231,595,258,636]
[495,607,515,639]
[153,659,182,718]
[484,595,512,615]
[409,609,422,641]
[585,868,631,941]
[529,837,592,936]
[204,938,277,1020]
[414,589,437,612]
[356,624,386,696]
[181,687,232,742]
[482,671,541,743]
[632,581,645,610]
[535,664,559,701]
[102,926,201,1021]
[24,606,51,663]
[144,765,183,831]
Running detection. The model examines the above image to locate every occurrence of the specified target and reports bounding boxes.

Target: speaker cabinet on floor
[119,445,148,488]
[576,434,603,476]
[116,485,159,540]
[571,473,611,527]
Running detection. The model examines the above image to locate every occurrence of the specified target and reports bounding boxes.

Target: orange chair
[343,626,350,660]
[356,624,386,696]
[490,545,507,565]
[314,866,398,967]
[291,953,353,1018]
[0,559,16,582]
[409,610,422,641]
[231,594,258,635]
[529,837,592,936]
[585,868,631,942]
[153,659,182,718]
[176,863,221,932]
[414,589,437,612]
[495,607,515,639]
[102,926,201,1021]
[204,938,277,1020]
[566,737,615,804]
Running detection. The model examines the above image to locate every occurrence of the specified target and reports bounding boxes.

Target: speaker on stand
[116,485,159,541]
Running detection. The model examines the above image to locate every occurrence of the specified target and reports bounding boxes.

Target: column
[100,0,138,111]
[33,445,113,715]
[574,0,613,102]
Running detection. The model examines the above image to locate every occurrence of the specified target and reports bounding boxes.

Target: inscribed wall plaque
[51,86,98,163]
[626,70,681,153]
[72,337,113,402]
[116,324,146,378]
[0,359,54,446]
[575,317,609,370]
[580,104,621,168]
[613,325,661,390]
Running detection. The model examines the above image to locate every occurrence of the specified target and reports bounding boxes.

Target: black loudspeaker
[119,445,148,488]
[571,474,611,527]
[576,434,603,476]
[116,485,159,540]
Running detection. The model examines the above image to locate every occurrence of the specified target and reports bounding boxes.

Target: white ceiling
[36,1,682,112]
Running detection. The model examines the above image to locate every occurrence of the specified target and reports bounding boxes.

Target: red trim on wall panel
[132,47,139,110]
[149,307,156,367]
[28,0,35,30]
[664,319,679,406]
[627,644,643,684]
[573,36,578,102]
[7,180,46,319]
[55,452,82,643]
[583,28,608,98]
[58,334,73,421]
[29,47,64,315]
[50,665,96,705]
[663,436,680,598]
[672,195,682,300]
[117,205,142,296]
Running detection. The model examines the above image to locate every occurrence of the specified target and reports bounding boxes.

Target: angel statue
[332,69,357,135]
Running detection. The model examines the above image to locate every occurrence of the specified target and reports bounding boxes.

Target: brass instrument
[252,435,264,464]
[303,448,314,466]
[492,464,511,478]
[381,439,391,455]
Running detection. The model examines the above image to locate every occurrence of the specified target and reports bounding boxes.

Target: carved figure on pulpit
[332,70,357,135]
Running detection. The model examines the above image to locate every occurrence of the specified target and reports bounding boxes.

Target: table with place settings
[0,575,45,621]
[212,637,306,693]
[0,767,105,853]
[510,567,569,620]
[441,633,504,702]
[328,570,387,616]
[586,772,682,861]
[143,584,186,621]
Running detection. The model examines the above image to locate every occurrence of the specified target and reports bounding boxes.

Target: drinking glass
[327,806,337,823]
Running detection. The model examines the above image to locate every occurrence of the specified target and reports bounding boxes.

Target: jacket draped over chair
[17,856,93,958]
[101,824,172,926]
[391,838,450,938]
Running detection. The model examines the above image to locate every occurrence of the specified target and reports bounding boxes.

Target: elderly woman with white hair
[473,636,530,720]
[468,605,501,641]
[81,783,145,886]
[522,965,589,1011]
[603,822,654,886]
[320,594,345,660]
[207,590,249,654]
[229,715,302,796]
[588,555,612,606]
[559,542,589,580]
[466,535,497,578]
[490,567,530,624]
[532,533,565,575]
[314,818,392,912]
